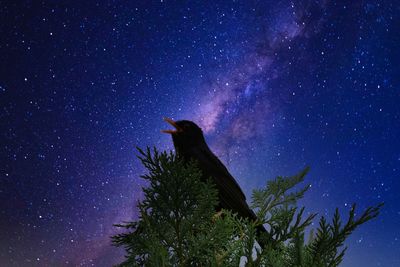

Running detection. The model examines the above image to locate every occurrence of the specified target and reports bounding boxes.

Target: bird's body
[163,119,265,235]
[176,138,257,220]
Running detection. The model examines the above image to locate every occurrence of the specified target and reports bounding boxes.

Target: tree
[113,147,383,267]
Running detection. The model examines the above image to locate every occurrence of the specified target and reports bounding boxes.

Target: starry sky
[0,1,399,266]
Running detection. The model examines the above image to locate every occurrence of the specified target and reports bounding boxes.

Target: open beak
[162,117,181,134]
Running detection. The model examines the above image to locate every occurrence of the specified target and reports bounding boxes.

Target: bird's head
[162,118,206,150]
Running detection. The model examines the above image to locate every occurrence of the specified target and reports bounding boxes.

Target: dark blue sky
[1,1,399,266]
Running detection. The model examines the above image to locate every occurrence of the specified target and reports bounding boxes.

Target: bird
[162,118,266,243]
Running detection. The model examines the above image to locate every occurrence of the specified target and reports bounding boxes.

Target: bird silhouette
[162,118,266,243]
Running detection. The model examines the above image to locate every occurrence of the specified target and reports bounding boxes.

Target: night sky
[1,1,399,266]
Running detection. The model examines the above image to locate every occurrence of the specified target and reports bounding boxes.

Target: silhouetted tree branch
[113,147,383,267]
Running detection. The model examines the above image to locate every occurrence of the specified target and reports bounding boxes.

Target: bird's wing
[190,145,247,201]
[190,145,259,221]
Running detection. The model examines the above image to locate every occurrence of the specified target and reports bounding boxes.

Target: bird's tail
[248,208,268,250]
[255,223,268,249]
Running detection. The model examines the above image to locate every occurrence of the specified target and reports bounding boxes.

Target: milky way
[1,1,399,266]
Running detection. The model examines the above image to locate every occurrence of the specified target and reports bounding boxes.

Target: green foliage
[305,203,383,267]
[113,147,383,267]
[113,147,242,266]
[251,167,316,250]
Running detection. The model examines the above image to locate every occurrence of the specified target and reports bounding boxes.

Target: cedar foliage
[113,147,382,267]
